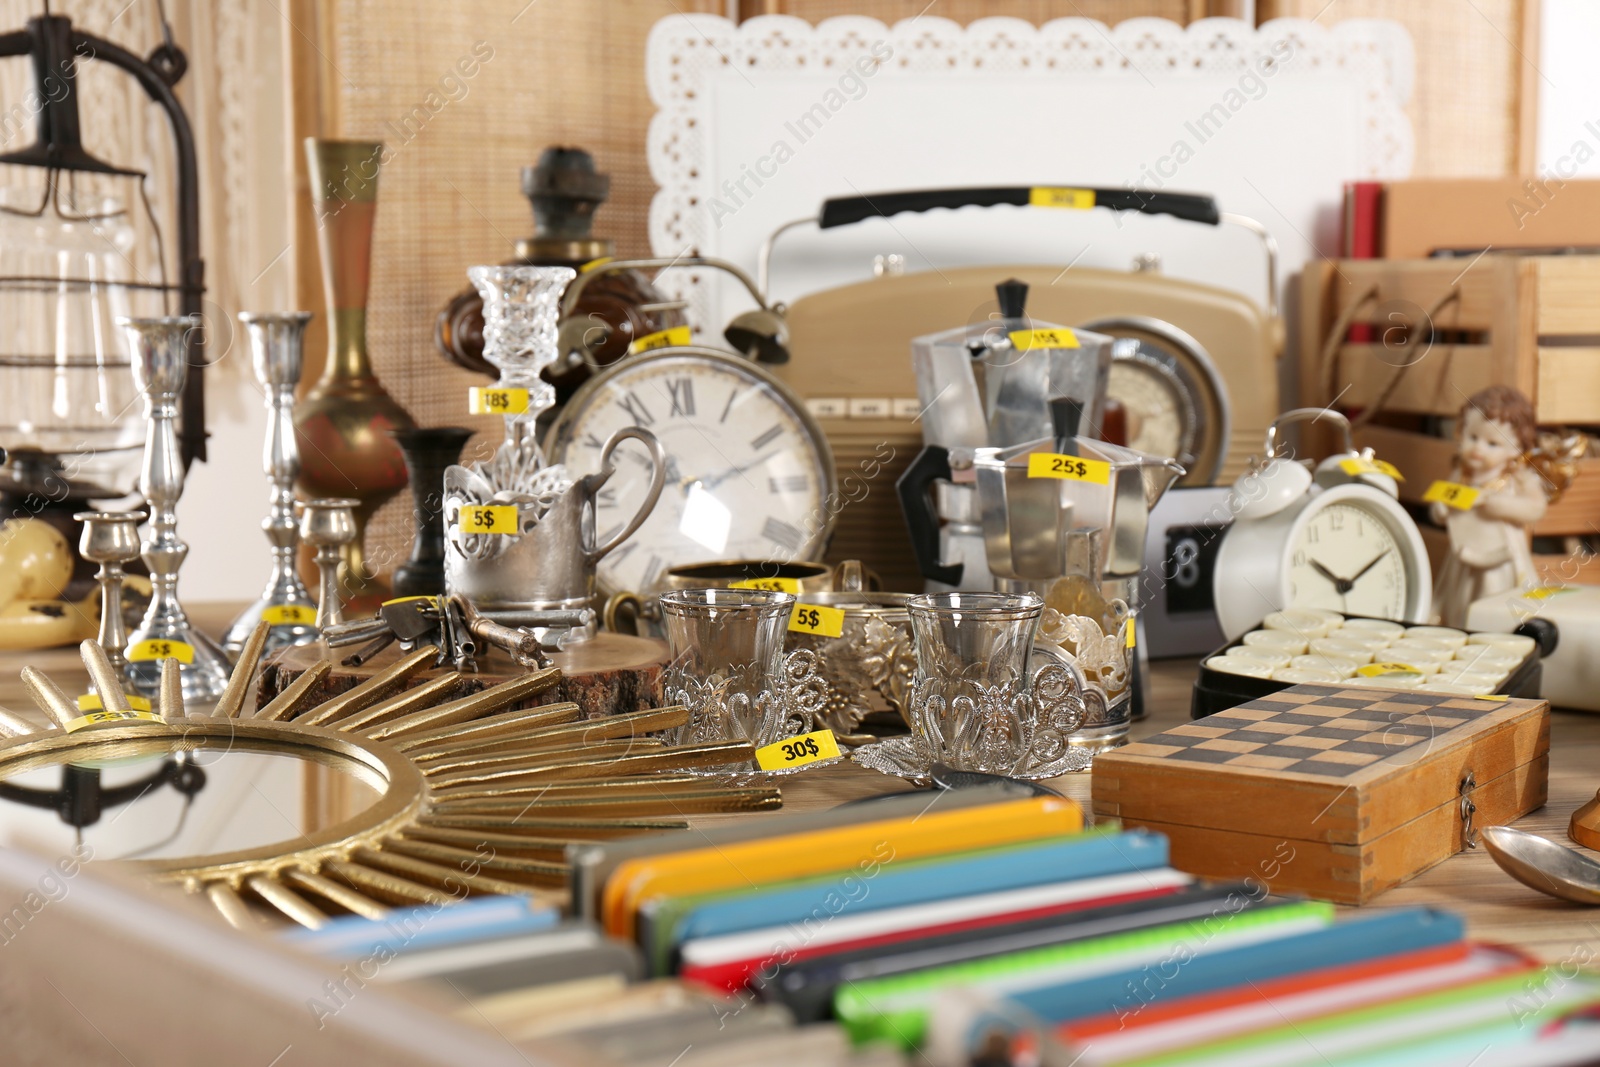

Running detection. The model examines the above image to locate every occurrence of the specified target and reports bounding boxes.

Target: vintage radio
[766,187,1282,592]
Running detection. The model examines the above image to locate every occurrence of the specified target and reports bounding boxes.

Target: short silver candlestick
[301,498,358,631]
[75,509,145,676]
[224,311,319,658]
[119,316,232,704]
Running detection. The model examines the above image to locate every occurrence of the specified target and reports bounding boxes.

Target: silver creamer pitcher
[443,427,666,614]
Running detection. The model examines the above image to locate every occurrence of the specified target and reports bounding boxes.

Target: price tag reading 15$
[1027,453,1111,485]
[788,603,845,639]
[755,728,841,771]
[455,505,520,535]
[731,577,801,594]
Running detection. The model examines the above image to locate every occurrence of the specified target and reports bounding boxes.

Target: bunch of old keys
[323,594,594,671]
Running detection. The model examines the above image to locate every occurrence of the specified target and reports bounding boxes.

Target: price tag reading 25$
[788,603,845,639]
[755,728,841,771]
[1027,453,1111,485]
[454,505,520,535]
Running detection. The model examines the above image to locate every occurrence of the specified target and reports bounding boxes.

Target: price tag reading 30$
[455,505,520,535]
[1027,453,1111,485]
[788,603,845,638]
[755,728,841,771]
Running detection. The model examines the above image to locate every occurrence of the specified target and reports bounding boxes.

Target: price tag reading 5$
[127,639,194,664]
[262,604,315,626]
[1423,481,1480,510]
[1027,453,1111,484]
[755,728,841,771]
[455,505,519,535]
[468,387,530,415]
[789,603,845,639]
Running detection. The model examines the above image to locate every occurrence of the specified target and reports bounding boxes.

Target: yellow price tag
[1522,585,1576,600]
[262,604,316,626]
[1357,661,1420,678]
[1029,187,1096,210]
[1124,616,1136,649]
[755,728,841,771]
[630,324,692,354]
[1338,457,1404,481]
[75,694,152,712]
[65,710,162,733]
[578,255,614,274]
[1026,452,1111,484]
[1474,694,1510,701]
[1423,480,1479,510]
[731,577,802,594]
[1009,328,1079,351]
[456,505,519,535]
[789,603,845,639]
[383,595,437,608]
[128,639,194,664]
[468,387,530,415]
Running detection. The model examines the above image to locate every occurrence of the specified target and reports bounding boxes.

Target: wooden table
[4,602,1597,964]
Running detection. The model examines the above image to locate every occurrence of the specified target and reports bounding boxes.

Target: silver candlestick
[301,498,357,631]
[119,316,232,704]
[75,509,145,676]
[223,311,319,658]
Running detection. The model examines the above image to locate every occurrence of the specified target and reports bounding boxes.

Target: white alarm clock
[1213,409,1432,639]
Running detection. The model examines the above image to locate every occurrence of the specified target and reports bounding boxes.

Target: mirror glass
[0,737,386,862]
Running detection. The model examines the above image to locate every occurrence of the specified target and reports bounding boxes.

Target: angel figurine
[1431,386,1559,627]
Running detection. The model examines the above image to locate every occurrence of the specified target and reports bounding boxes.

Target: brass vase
[295,139,415,613]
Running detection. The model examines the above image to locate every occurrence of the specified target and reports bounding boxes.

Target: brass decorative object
[74,510,145,675]
[295,140,415,613]
[225,312,318,658]
[120,316,232,705]
[301,498,358,631]
[0,635,780,929]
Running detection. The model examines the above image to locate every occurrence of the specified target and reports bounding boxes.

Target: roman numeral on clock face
[769,474,809,493]
[668,377,695,418]
[750,425,783,450]
[617,390,655,427]
[762,516,805,553]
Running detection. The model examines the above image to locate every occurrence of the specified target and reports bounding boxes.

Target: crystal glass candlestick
[301,498,358,630]
[75,509,145,675]
[467,265,576,445]
[119,317,232,705]
[224,312,319,659]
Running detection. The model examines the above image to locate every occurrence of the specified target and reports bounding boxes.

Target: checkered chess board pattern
[1124,685,1504,778]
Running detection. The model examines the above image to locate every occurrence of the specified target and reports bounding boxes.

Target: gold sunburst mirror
[0,623,780,930]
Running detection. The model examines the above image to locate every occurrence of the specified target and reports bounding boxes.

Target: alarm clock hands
[1310,551,1392,596]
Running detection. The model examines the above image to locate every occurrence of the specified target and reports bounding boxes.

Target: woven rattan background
[306,0,1531,581]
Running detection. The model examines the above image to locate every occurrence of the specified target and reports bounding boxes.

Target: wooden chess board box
[1091,684,1550,904]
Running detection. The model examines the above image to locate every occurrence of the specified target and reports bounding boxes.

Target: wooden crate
[1299,255,1600,426]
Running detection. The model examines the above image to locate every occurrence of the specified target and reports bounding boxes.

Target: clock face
[547,351,833,595]
[1286,500,1412,618]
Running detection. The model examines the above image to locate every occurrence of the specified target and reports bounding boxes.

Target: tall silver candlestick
[119,316,232,704]
[223,311,319,658]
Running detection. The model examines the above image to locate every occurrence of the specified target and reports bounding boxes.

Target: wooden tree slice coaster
[257,633,669,719]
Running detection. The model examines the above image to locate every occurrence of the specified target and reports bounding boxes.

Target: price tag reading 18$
[1027,453,1111,485]
[455,505,519,535]
[127,639,194,664]
[1009,328,1079,351]
[1423,480,1480,510]
[755,728,841,771]
[630,324,692,355]
[468,387,530,415]
[788,603,845,639]
[731,577,802,594]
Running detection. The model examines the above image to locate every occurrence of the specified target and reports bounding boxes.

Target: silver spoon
[1481,825,1600,905]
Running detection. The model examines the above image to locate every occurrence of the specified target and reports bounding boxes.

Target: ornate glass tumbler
[658,589,830,770]
[856,591,1093,781]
